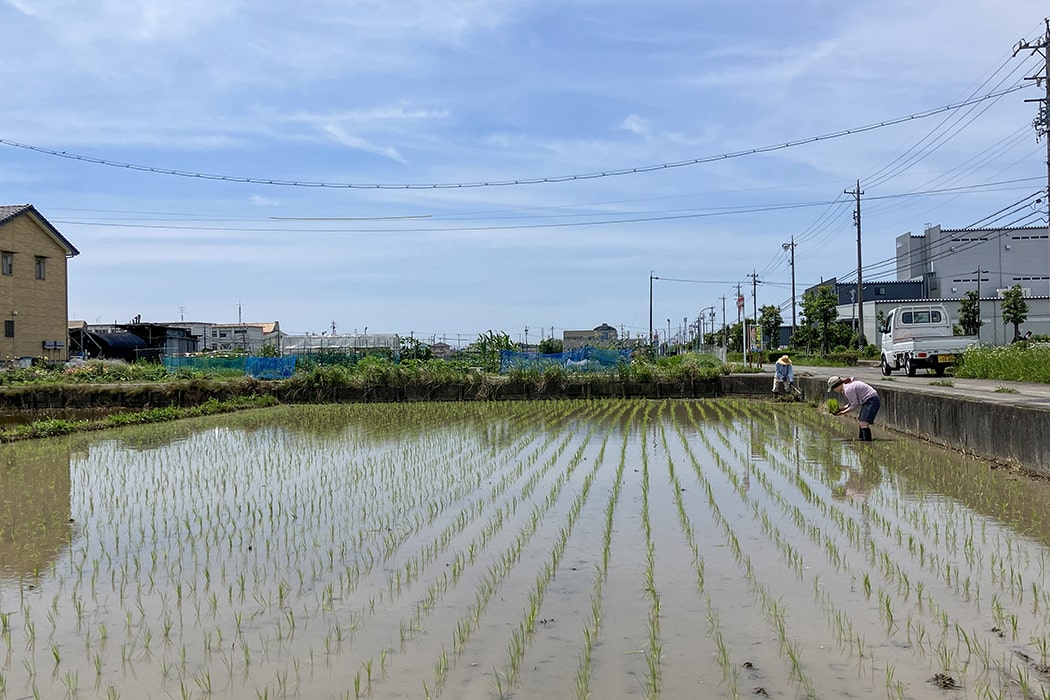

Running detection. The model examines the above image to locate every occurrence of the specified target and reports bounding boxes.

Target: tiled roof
[0,204,80,256]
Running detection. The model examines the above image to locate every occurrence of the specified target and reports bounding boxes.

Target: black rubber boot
[860,427,873,442]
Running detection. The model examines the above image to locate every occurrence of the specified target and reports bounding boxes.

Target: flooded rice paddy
[2,398,1050,699]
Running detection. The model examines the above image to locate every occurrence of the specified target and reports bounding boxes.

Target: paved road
[782,362,1050,409]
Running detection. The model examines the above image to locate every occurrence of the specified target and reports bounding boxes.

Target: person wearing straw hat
[827,376,880,441]
[772,355,794,395]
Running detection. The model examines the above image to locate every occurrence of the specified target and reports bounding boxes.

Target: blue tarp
[499,347,631,374]
[244,355,297,379]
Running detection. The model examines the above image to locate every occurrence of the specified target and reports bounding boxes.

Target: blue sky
[1,0,1048,345]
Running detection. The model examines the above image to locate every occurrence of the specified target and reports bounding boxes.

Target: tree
[800,286,839,355]
[758,305,783,350]
[399,336,432,361]
[1000,284,1029,342]
[537,337,563,354]
[957,290,983,336]
[466,331,518,372]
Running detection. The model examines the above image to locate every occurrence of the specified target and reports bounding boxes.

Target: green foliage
[466,331,519,373]
[758,305,783,349]
[399,336,433,361]
[957,290,983,336]
[1000,284,1029,342]
[1,395,278,443]
[19,418,77,438]
[954,343,1050,383]
[537,337,563,354]
[256,343,280,357]
[0,359,172,385]
[825,398,840,414]
[799,286,839,355]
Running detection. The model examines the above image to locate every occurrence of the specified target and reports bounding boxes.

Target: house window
[3,320,12,338]
[35,256,46,280]
[1,253,12,276]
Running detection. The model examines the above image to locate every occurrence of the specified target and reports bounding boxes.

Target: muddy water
[1,399,1049,699]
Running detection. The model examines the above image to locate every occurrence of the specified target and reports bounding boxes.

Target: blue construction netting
[164,355,247,374]
[499,347,632,374]
[163,355,297,379]
[245,356,297,379]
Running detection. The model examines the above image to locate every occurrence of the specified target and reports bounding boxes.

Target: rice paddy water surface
[1,398,1050,699]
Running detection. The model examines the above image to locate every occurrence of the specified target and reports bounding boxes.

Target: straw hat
[777,355,791,364]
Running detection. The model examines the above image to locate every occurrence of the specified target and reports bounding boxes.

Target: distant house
[165,321,282,353]
[0,205,79,362]
[563,323,618,351]
[430,342,452,359]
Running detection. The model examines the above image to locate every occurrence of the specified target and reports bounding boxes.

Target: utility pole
[648,271,657,349]
[847,181,865,349]
[735,282,745,363]
[718,296,727,348]
[1015,19,1050,275]
[747,271,760,350]
[782,237,797,337]
[524,326,529,347]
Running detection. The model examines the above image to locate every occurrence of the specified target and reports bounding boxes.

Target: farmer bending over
[827,376,880,442]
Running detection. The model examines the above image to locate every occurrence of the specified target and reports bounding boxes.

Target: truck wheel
[881,356,892,376]
[905,357,917,377]
[934,365,946,377]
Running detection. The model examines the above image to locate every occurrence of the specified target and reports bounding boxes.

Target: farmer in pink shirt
[827,376,880,442]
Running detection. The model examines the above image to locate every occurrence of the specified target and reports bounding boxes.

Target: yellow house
[0,205,79,362]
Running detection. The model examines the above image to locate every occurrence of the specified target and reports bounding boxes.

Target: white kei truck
[879,304,978,377]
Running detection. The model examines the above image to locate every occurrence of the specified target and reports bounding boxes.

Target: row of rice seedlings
[639,407,663,696]
[485,430,609,696]
[740,402,1050,694]
[750,419,976,695]
[571,406,635,699]
[696,407,869,671]
[690,403,940,691]
[663,426,744,697]
[349,403,622,695]
[666,403,819,696]
[777,423,1050,677]
[372,406,620,696]
[366,408,587,612]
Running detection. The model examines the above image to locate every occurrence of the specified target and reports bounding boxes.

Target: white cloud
[620,114,650,138]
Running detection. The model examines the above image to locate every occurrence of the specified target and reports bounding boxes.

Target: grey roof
[84,331,147,350]
[0,204,80,256]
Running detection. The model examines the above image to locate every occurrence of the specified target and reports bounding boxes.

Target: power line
[48,177,1041,235]
[0,85,1028,190]
[836,191,1046,281]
